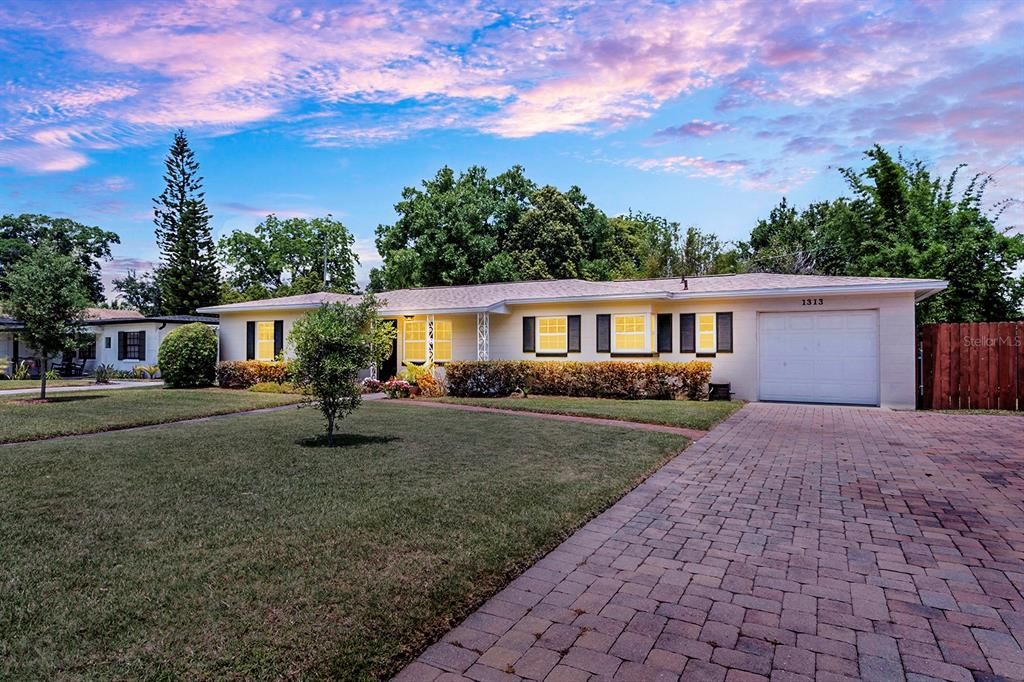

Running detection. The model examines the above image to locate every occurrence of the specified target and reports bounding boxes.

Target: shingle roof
[198,273,947,315]
[84,307,144,321]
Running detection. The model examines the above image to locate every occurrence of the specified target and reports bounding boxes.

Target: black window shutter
[246,322,256,360]
[273,320,284,357]
[716,312,733,353]
[522,317,535,353]
[657,313,673,353]
[117,331,126,361]
[567,315,581,352]
[137,331,146,361]
[680,313,696,353]
[596,314,611,353]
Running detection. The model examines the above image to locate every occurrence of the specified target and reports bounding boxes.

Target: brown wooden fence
[918,322,1024,410]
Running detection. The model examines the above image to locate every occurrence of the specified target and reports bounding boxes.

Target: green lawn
[0,402,686,680]
[0,378,98,390]
[431,395,744,430]
[0,388,303,443]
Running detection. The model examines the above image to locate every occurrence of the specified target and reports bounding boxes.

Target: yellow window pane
[697,313,716,352]
[257,321,276,360]
[434,319,452,361]
[614,315,647,352]
[405,320,426,362]
[537,316,567,353]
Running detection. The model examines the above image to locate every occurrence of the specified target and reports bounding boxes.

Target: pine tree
[153,130,220,314]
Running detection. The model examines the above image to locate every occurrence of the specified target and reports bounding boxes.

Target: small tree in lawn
[290,295,396,445]
[2,242,89,399]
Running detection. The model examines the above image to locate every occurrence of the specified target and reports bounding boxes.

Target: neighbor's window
[537,316,567,353]
[613,314,649,352]
[404,319,426,363]
[697,313,716,353]
[256,321,276,361]
[124,332,144,361]
[77,339,97,360]
[434,319,452,362]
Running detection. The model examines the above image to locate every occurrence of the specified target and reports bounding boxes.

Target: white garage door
[758,310,879,406]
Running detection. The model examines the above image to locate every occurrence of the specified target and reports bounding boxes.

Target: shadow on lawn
[11,394,106,404]
[297,434,400,448]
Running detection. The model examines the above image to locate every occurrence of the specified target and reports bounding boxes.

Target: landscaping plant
[1,241,90,399]
[157,323,218,388]
[445,360,712,399]
[216,360,292,389]
[289,296,395,445]
[93,364,115,384]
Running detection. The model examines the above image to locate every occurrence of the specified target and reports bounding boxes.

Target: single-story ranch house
[1,308,218,376]
[198,273,947,409]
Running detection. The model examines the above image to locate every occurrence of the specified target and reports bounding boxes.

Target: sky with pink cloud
[0,0,1021,290]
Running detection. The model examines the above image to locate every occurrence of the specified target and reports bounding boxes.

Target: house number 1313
[801,298,824,306]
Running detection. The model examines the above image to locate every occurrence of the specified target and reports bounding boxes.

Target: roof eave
[499,292,672,307]
[668,281,949,301]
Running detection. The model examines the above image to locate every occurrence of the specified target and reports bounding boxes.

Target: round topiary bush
[157,323,218,388]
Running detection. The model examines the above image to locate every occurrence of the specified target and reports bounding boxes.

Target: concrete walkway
[0,380,164,396]
[398,402,1024,682]
[392,399,707,440]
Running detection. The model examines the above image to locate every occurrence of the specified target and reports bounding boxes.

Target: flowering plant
[382,379,413,398]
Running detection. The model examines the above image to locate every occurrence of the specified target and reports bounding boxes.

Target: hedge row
[216,360,292,389]
[445,360,712,400]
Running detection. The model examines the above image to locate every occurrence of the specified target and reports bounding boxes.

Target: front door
[379,319,398,380]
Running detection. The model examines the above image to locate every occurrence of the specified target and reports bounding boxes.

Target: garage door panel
[844,312,878,330]
[758,311,879,406]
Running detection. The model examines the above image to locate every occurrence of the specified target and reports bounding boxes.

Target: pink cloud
[655,120,734,138]
[0,0,1018,189]
[627,155,749,179]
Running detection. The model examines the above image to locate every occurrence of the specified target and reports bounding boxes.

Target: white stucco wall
[488,292,918,409]
[214,291,920,409]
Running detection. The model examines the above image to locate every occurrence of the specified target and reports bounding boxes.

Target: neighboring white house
[198,273,948,410]
[0,308,218,376]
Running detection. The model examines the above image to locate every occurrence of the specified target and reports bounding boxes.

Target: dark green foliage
[370,165,697,289]
[157,323,219,388]
[2,242,90,399]
[0,213,119,302]
[445,360,713,399]
[112,268,162,315]
[289,296,396,444]
[506,185,587,279]
[219,214,359,301]
[744,146,1024,322]
[154,130,220,314]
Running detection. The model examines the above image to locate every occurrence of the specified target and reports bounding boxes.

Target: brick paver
[397,404,1024,681]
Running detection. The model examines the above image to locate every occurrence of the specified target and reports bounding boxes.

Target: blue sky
[0,0,1021,290]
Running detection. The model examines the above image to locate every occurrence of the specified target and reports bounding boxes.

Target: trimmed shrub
[157,323,218,388]
[444,360,531,398]
[445,360,712,400]
[216,360,292,389]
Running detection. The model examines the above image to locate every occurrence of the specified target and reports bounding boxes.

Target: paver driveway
[398,403,1024,682]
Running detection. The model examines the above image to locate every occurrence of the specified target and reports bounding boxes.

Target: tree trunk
[326,414,334,446]
[40,356,48,400]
